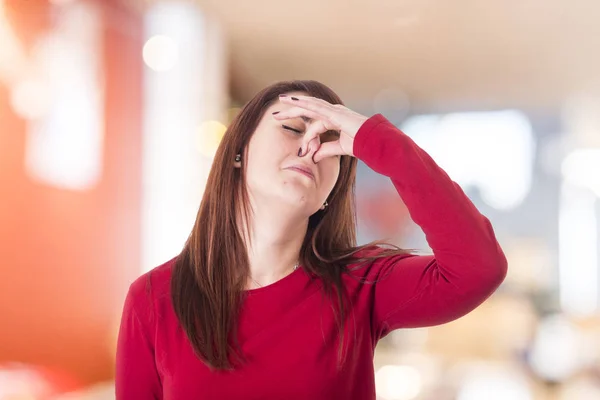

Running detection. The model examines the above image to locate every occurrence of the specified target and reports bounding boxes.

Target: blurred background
[1,0,599,399]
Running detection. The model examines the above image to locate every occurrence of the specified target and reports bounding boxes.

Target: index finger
[272,104,337,132]
[278,95,338,125]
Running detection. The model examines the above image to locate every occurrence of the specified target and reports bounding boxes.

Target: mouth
[285,166,315,181]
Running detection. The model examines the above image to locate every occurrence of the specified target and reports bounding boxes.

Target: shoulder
[125,256,177,316]
[348,244,414,271]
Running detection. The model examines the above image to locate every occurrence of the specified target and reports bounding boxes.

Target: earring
[321,200,328,210]
[235,154,241,162]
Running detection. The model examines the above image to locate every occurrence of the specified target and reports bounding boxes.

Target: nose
[302,135,321,158]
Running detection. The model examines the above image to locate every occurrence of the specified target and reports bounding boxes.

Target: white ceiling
[185,0,600,111]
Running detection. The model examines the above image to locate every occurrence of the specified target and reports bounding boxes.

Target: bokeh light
[143,34,178,71]
[196,120,227,158]
[9,78,51,120]
[375,365,422,400]
[49,0,78,5]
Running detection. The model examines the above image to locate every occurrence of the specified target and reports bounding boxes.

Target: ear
[234,153,242,168]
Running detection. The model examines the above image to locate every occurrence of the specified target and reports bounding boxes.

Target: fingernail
[291,97,299,101]
[272,111,279,115]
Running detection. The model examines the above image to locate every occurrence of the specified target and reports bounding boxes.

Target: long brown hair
[171,80,408,371]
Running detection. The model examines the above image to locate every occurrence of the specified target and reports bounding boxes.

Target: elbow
[485,248,508,291]
[459,252,507,308]
[495,253,508,286]
[465,245,508,295]
[484,219,508,286]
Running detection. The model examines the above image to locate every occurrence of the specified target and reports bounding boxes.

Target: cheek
[320,159,341,190]
[248,126,288,161]
[245,138,285,185]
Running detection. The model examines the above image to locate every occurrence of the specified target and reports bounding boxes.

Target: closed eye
[282,124,303,134]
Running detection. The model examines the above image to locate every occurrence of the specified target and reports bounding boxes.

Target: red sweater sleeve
[115,277,162,399]
[353,114,508,339]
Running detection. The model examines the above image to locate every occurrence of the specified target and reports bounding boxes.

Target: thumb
[312,141,344,163]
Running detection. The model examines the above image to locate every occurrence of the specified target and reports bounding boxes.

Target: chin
[275,188,315,209]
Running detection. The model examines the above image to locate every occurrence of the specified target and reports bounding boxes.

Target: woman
[116,80,507,399]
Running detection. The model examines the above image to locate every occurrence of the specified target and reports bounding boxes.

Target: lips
[286,165,315,180]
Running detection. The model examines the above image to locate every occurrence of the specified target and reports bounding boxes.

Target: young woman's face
[242,91,341,214]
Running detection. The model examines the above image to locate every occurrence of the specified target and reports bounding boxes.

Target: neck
[239,200,308,288]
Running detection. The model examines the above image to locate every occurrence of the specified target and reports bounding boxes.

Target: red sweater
[115,114,507,399]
